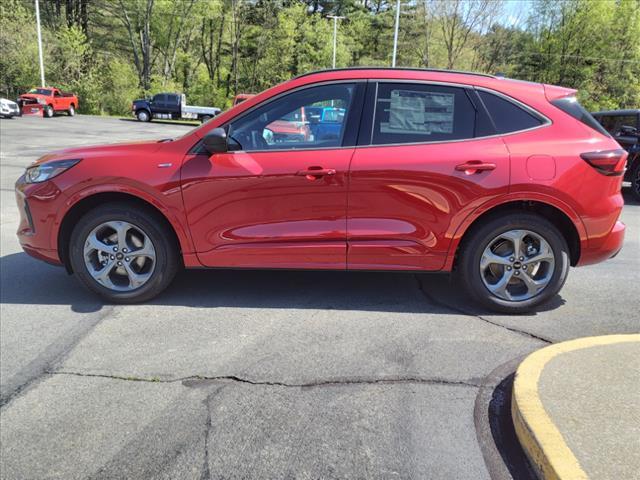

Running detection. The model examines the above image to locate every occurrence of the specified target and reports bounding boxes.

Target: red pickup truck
[18,87,78,118]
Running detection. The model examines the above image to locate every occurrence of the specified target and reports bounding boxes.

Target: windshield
[28,88,52,96]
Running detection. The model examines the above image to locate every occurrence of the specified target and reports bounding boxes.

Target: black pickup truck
[592,109,640,200]
[132,93,220,123]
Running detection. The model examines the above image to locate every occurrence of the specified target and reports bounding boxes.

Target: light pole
[392,0,400,67]
[35,0,46,86]
[327,15,345,69]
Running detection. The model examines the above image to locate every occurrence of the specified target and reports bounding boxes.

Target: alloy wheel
[83,220,156,291]
[479,229,555,301]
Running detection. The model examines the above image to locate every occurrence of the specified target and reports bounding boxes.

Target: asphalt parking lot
[1,114,638,479]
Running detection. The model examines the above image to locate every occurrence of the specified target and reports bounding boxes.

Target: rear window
[478,91,544,134]
[551,96,610,136]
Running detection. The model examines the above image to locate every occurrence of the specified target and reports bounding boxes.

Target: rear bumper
[577,220,625,266]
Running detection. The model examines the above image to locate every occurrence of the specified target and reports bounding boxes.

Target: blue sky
[500,0,536,27]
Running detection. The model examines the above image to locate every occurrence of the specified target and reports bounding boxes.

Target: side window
[372,83,475,144]
[612,115,638,134]
[153,94,166,104]
[478,91,544,134]
[597,115,616,133]
[228,83,356,151]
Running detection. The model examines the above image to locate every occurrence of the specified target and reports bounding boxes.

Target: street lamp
[392,0,400,67]
[327,15,345,69]
[35,0,46,86]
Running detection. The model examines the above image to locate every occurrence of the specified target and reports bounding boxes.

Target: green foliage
[1,0,638,112]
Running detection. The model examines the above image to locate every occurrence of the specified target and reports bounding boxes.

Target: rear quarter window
[551,96,610,136]
[477,91,545,134]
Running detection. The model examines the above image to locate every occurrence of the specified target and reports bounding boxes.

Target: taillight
[580,149,627,176]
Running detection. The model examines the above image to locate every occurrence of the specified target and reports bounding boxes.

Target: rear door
[347,81,511,271]
[151,94,168,115]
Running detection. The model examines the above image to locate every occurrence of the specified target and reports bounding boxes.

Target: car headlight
[25,159,81,183]
[37,98,46,105]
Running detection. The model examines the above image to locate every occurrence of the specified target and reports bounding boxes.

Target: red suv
[15,68,626,312]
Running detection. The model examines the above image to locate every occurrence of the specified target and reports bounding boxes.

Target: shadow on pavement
[0,251,565,316]
[487,374,537,479]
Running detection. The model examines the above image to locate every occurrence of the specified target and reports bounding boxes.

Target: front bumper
[15,176,65,265]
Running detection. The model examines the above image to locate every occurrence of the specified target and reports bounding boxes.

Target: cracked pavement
[1,116,639,479]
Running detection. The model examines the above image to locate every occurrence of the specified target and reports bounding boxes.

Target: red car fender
[56,182,197,259]
[443,192,588,270]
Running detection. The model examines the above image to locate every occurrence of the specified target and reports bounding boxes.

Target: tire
[69,203,179,303]
[68,104,75,116]
[455,212,570,314]
[136,110,151,122]
[630,159,640,202]
[44,105,54,118]
[200,115,212,124]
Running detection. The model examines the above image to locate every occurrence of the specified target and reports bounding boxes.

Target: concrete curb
[511,334,640,480]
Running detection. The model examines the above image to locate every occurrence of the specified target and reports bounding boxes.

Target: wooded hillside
[2,0,638,114]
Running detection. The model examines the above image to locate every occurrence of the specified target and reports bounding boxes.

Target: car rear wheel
[200,115,212,124]
[69,203,179,303]
[45,105,54,118]
[136,110,151,122]
[68,104,75,116]
[630,160,640,202]
[456,212,570,313]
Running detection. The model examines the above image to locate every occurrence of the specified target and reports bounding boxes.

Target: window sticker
[380,89,455,135]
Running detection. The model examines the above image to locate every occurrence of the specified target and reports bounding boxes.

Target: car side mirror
[203,127,228,155]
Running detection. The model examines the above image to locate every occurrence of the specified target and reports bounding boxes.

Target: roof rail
[294,67,496,79]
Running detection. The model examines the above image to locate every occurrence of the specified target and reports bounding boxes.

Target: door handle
[296,167,336,180]
[455,161,497,175]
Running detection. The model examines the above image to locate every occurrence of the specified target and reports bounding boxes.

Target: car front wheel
[68,104,75,116]
[45,105,54,118]
[456,212,570,313]
[136,110,151,122]
[69,203,179,303]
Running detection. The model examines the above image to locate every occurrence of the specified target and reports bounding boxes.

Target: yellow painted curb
[511,334,640,480]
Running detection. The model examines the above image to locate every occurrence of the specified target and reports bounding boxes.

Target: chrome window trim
[363,80,553,148]
[206,78,552,154]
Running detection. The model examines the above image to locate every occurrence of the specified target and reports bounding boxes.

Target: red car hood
[32,140,164,166]
[20,94,47,101]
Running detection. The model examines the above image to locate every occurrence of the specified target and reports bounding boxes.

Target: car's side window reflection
[228,83,355,151]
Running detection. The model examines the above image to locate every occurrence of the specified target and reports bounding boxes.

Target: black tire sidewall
[457,213,570,313]
[630,160,640,201]
[69,204,178,303]
[137,110,150,122]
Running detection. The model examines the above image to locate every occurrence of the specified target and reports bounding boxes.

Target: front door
[181,82,364,269]
[347,81,511,271]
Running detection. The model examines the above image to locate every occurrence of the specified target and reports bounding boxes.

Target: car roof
[295,67,496,80]
[592,109,640,116]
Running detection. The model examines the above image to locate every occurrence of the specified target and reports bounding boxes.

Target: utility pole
[35,0,46,86]
[392,0,400,67]
[327,15,345,69]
